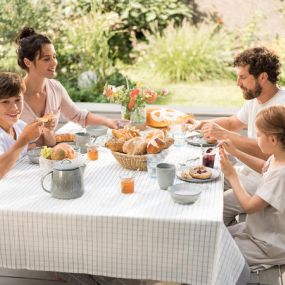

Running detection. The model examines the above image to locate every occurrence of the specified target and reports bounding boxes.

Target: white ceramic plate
[186,137,218,147]
[177,167,220,183]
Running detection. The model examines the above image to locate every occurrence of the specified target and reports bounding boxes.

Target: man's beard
[241,82,262,100]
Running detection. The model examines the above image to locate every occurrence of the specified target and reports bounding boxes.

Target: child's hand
[219,146,237,179]
[18,121,44,145]
[218,139,237,156]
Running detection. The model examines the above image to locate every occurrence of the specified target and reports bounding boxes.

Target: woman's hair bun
[15,27,36,43]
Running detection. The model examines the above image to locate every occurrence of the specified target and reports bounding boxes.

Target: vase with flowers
[103,82,168,126]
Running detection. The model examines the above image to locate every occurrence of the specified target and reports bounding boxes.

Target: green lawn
[123,66,244,108]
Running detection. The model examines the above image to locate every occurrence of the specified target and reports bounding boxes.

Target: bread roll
[112,126,140,140]
[105,138,125,153]
[164,137,174,149]
[145,129,165,140]
[55,133,76,143]
[37,112,53,123]
[146,137,166,154]
[122,137,147,155]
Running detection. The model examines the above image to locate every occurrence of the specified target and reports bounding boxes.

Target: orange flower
[145,89,157,103]
[128,91,137,111]
[103,85,115,98]
[129,88,140,97]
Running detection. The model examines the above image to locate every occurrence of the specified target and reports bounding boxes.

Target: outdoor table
[0,122,249,285]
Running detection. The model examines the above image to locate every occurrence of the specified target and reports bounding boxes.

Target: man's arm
[201,116,268,160]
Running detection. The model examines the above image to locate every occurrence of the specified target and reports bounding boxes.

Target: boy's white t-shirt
[0,120,27,159]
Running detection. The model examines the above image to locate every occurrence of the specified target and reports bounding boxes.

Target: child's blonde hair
[255,105,285,149]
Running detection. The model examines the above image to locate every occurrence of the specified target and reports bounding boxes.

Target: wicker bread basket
[111,149,169,171]
[112,151,147,170]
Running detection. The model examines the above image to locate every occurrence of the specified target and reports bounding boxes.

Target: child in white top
[0,72,55,179]
[219,104,285,269]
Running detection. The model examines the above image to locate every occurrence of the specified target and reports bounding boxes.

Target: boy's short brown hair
[0,72,25,99]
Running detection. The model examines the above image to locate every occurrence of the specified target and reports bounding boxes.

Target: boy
[0,72,55,179]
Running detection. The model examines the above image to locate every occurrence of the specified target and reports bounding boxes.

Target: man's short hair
[0,72,25,99]
[233,47,281,84]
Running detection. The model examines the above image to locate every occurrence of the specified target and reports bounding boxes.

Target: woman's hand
[219,146,237,179]
[105,118,119,129]
[218,139,237,156]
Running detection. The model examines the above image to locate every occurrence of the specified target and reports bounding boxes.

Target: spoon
[179,157,199,167]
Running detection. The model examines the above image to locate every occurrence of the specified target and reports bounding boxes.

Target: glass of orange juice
[120,174,135,194]
[87,144,98,161]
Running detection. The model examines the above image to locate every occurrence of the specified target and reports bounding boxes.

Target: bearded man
[189,47,285,225]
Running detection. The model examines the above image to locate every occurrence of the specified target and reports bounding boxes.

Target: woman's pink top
[21,79,89,127]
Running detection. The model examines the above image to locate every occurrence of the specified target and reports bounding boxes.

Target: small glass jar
[202,147,216,168]
[120,175,135,194]
[87,144,98,161]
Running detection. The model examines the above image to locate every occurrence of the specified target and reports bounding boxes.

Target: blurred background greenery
[0,0,285,108]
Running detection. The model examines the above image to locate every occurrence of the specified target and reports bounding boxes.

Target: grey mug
[75,132,90,153]
[156,163,176,190]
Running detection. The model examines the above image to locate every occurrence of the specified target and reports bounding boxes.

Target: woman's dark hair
[233,47,281,84]
[15,27,52,70]
[0,72,25,99]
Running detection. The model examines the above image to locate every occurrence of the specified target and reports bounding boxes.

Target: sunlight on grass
[123,66,243,108]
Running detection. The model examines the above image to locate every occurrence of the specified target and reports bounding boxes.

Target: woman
[16,27,117,145]
[219,104,285,270]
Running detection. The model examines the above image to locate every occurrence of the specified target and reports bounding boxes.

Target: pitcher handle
[41,171,52,193]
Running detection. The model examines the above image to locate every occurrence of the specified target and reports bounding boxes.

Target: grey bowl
[27,147,43,164]
[86,125,108,137]
[168,183,202,205]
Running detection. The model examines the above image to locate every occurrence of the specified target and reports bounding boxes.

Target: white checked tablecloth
[0,123,247,285]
